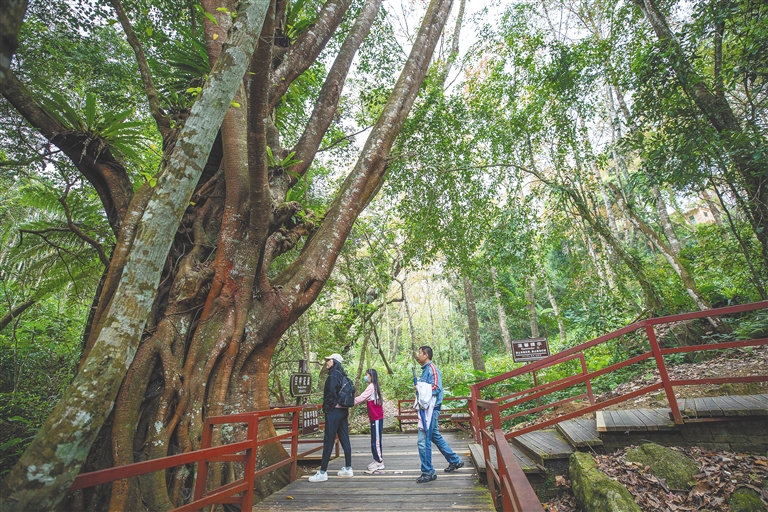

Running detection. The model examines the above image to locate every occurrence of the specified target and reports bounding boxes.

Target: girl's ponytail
[368,368,383,406]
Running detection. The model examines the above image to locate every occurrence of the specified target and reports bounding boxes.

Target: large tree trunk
[490,267,512,354]
[1,0,454,509]
[652,185,681,254]
[462,276,485,371]
[545,279,566,344]
[0,3,271,509]
[525,276,539,338]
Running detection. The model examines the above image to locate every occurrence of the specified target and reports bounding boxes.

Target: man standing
[414,345,464,483]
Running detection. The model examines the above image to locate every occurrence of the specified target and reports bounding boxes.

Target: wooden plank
[710,396,749,416]
[636,409,676,430]
[601,410,619,432]
[513,430,574,462]
[738,394,768,412]
[258,432,494,511]
[679,398,696,418]
[556,419,602,447]
[743,394,768,409]
[694,397,724,417]
[468,442,542,475]
[612,409,648,431]
[728,395,768,415]
[595,411,606,432]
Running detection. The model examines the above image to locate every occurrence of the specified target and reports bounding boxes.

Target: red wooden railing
[69,405,316,511]
[469,300,768,510]
[475,399,543,512]
[394,396,470,431]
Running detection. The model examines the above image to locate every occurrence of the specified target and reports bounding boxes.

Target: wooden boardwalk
[256,431,493,511]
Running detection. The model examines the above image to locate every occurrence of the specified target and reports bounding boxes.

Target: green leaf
[203,11,219,26]
[145,26,153,37]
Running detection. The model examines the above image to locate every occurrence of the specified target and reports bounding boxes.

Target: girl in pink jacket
[354,368,385,471]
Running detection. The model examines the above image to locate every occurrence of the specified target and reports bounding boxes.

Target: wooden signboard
[511,338,550,362]
[302,406,319,435]
[290,373,312,397]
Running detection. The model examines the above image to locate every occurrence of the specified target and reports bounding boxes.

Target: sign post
[511,338,550,414]
[301,406,319,435]
[511,338,550,362]
[289,372,312,398]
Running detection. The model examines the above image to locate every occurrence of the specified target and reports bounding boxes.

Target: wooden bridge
[257,431,493,510]
[66,300,768,511]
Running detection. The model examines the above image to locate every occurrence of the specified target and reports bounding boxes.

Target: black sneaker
[416,473,437,483]
[444,460,464,473]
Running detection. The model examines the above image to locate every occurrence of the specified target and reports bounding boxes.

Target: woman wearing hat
[309,354,354,482]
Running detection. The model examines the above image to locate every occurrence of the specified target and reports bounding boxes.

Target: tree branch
[281,0,382,198]
[0,72,134,233]
[268,0,353,111]
[109,0,171,140]
[0,298,34,332]
[0,0,28,83]
[58,191,111,267]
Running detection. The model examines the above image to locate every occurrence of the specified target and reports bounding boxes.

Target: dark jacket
[322,361,346,414]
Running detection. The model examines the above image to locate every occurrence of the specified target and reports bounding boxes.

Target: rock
[625,443,699,490]
[729,487,764,512]
[569,451,641,512]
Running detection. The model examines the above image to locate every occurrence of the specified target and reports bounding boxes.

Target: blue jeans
[417,407,460,476]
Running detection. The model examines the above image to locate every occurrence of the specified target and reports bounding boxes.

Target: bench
[395,397,471,434]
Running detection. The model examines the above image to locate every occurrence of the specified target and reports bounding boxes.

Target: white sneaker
[367,460,379,471]
[376,461,385,470]
[337,466,354,477]
[309,470,328,482]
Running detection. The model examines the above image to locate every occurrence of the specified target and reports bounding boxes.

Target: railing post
[290,408,299,482]
[478,403,497,510]
[489,403,515,511]
[241,414,258,512]
[580,353,595,405]
[193,419,214,502]
[646,324,683,424]
[470,385,480,443]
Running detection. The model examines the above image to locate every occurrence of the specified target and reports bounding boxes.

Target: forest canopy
[0,0,766,509]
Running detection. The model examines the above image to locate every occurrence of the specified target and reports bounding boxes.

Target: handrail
[395,396,471,431]
[476,399,541,511]
[469,300,768,509]
[69,405,311,511]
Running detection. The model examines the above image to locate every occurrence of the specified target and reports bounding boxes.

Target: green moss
[625,443,699,490]
[569,452,641,512]
[729,488,764,512]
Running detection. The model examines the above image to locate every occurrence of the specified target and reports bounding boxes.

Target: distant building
[684,206,715,225]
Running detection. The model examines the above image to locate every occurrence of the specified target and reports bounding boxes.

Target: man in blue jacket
[414,345,464,483]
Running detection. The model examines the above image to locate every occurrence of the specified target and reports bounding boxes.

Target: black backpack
[337,374,356,407]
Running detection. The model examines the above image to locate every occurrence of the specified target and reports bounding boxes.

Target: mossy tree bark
[0,0,455,509]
